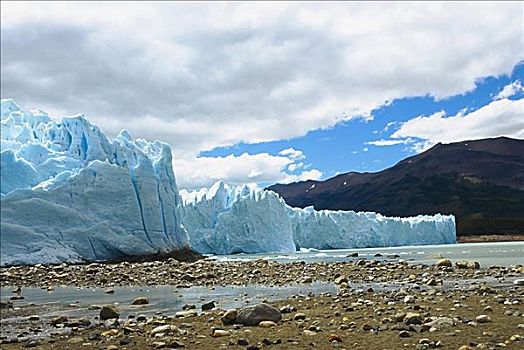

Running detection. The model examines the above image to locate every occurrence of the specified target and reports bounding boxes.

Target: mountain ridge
[268,137,524,236]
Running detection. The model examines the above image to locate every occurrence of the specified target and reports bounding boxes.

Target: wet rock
[100,305,120,320]
[27,315,39,321]
[237,303,282,326]
[201,301,215,311]
[182,304,196,310]
[347,252,359,257]
[104,288,115,294]
[131,297,149,305]
[514,279,524,286]
[435,259,452,268]
[221,309,238,325]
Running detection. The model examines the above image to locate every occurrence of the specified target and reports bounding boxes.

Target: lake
[212,241,524,267]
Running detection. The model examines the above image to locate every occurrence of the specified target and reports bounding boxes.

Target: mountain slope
[268,137,524,236]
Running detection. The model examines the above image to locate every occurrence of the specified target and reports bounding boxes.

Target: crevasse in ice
[0,99,189,265]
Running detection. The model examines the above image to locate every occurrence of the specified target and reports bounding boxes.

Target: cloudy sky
[1,2,523,189]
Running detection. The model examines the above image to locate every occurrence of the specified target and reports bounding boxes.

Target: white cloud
[278,148,305,160]
[1,2,523,188]
[294,169,322,182]
[389,98,524,151]
[494,80,524,100]
[366,139,408,146]
[173,150,322,190]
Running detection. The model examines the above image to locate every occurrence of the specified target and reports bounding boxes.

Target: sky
[1,2,523,190]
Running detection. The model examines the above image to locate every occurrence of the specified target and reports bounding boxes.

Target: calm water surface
[213,241,524,267]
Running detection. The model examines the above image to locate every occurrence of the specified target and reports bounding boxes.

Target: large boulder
[236,303,282,326]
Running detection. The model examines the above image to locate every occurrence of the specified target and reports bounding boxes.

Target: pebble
[212,329,230,337]
[293,312,307,321]
[475,315,491,324]
[237,338,249,345]
[175,310,197,318]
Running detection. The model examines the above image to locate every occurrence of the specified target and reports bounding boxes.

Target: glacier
[180,182,456,255]
[1,99,456,265]
[180,182,296,254]
[0,99,189,266]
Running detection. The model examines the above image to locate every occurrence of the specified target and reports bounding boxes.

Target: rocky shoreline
[1,258,523,349]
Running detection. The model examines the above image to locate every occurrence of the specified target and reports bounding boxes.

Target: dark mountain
[268,137,524,236]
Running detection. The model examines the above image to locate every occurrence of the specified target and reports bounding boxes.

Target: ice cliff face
[289,207,456,250]
[180,182,456,255]
[180,182,296,254]
[0,99,188,266]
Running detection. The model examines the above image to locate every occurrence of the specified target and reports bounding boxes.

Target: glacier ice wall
[0,99,189,266]
[181,182,456,254]
[180,182,296,254]
[290,207,456,250]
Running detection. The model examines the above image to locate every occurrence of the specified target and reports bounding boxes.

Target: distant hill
[268,137,524,236]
